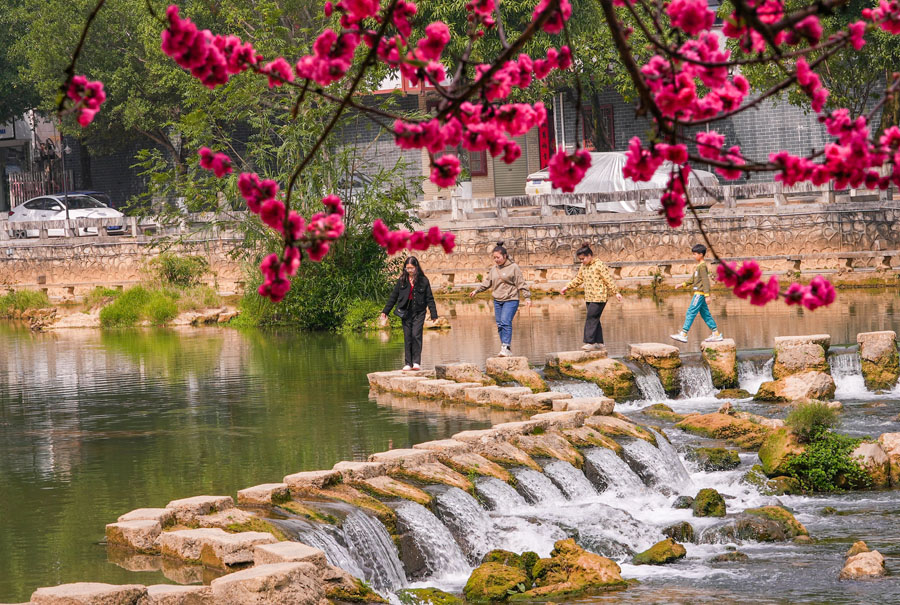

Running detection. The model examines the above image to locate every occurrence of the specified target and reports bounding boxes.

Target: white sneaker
[582,343,594,351]
[704,331,724,342]
[412,363,421,370]
[498,345,511,357]
[670,332,688,343]
[402,365,412,371]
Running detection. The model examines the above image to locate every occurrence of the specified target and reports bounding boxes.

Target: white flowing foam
[342,510,408,590]
[542,459,598,500]
[679,363,717,399]
[475,477,528,510]
[633,364,668,402]
[395,501,470,578]
[583,447,649,496]
[738,358,773,395]
[433,487,496,561]
[513,468,567,503]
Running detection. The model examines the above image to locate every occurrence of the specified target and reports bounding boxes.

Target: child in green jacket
[670,244,724,343]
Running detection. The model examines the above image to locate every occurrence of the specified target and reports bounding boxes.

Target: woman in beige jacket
[469,242,531,357]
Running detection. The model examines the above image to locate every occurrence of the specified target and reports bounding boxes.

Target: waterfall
[273,519,366,580]
[542,460,597,500]
[679,363,717,399]
[621,435,693,494]
[394,501,470,577]
[583,447,648,496]
[433,487,495,562]
[342,510,408,590]
[546,380,605,398]
[475,477,528,510]
[738,357,773,395]
[830,352,868,399]
[632,364,668,402]
[513,468,568,504]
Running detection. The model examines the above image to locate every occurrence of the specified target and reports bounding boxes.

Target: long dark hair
[400,256,423,283]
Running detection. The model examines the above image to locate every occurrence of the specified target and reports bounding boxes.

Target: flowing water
[678,362,717,400]
[3,291,900,602]
[632,363,669,402]
[542,459,598,500]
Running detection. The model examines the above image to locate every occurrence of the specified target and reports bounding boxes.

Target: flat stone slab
[253,542,328,569]
[435,363,494,384]
[358,475,432,505]
[117,508,175,527]
[774,334,831,350]
[546,350,608,367]
[437,381,483,400]
[701,338,736,351]
[332,461,386,481]
[389,375,433,394]
[488,386,534,407]
[144,584,212,605]
[105,520,161,553]
[452,427,504,443]
[159,528,277,568]
[283,470,341,491]
[412,439,472,455]
[586,415,655,443]
[857,331,897,361]
[389,461,471,490]
[469,439,540,470]
[210,562,323,605]
[463,385,502,403]
[485,356,532,373]
[416,379,457,398]
[440,451,512,482]
[31,583,147,604]
[518,391,572,410]
[514,432,583,466]
[195,508,258,529]
[629,343,680,360]
[368,448,436,467]
[165,496,234,525]
[552,397,615,416]
[529,411,588,430]
[491,419,542,436]
[237,483,290,506]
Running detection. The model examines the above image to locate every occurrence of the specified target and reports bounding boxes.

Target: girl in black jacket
[380,257,438,370]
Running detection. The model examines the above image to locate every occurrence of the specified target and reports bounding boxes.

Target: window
[468,150,488,176]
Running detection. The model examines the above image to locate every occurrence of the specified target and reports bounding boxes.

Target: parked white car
[7,193,125,238]
[525,151,719,213]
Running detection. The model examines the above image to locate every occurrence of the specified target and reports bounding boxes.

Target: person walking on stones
[560,242,623,352]
[469,241,531,357]
[670,243,724,343]
[381,257,438,371]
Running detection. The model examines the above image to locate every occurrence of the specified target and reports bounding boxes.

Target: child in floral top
[560,243,623,351]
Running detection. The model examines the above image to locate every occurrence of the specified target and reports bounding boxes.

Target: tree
[0,0,39,123]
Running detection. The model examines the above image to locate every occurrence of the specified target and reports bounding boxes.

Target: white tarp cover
[529,151,719,211]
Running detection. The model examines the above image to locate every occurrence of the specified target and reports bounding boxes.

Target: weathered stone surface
[552,397,615,416]
[390,461,472,490]
[463,385,503,404]
[708,551,749,563]
[141,584,211,605]
[31,583,148,605]
[632,538,687,565]
[463,562,529,602]
[416,379,458,399]
[562,426,622,452]
[435,363,494,385]
[585,415,656,443]
[641,403,687,423]
[209,562,323,605]
[413,439,472,455]
[758,429,805,476]
[702,339,738,389]
[358,475,433,505]
[369,448,436,468]
[676,413,771,449]
[237,483,290,506]
[366,371,402,390]
[662,521,695,543]
[773,343,829,379]
[513,432,583,467]
[452,427,505,443]
[692,488,726,518]
[688,447,741,472]
[439,451,512,482]
[530,411,588,430]
[332,461,386,482]
[396,588,463,605]
[437,381,484,401]
[466,438,540,470]
[877,432,900,485]
[195,508,259,530]
[846,541,869,558]
[485,356,548,392]
[158,528,277,568]
[755,371,836,402]
[839,551,886,580]
[117,508,175,528]
[252,542,328,569]
[774,334,831,351]
[106,520,162,553]
[716,388,752,399]
[488,386,535,408]
[546,350,608,368]
[491,420,542,437]
[390,375,433,394]
[283,470,341,492]
[851,442,890,488]
[320,564,387,603]
[165,496,234,525]
[743,506,808,538]
[517,391,572,410]
[548,357,638,402]
[525,538,626,598]
[858,331,900,391]
[629,343,682,398]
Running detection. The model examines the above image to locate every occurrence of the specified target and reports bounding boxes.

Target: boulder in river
[31,583,148,605]
[851,442,891,488]
[857,331,899,391]
[210,562,323,604]
[773,342,829,379]
[485,357,548,393]
[692,488,726,517]
[641,403,687,422]
[525,539,626,598]
[632,538,687,565]
[701,339,739,389]
[672,496,694,509]
[708,551,749,563]
[546,355,638,402]
[846,541,869,557]
[758,429,805,476]
[463,562,529,602]
[754,371,836,402]
[675,413,771,449]
[688,447,741,471]
[877,432,900,486]
[397,588,465,605]
[662,521,695,543]
[742,506,808,539]
[840,550,886,580]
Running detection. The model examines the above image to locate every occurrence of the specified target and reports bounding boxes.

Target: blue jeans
[493,300,520,346]
[682,294,717,333]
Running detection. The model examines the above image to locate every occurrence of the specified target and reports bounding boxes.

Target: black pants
[402,310,427,365]
[584,301,607,344]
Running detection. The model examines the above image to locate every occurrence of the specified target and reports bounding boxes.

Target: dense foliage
[785,400,842,443]
[783,431,871,492]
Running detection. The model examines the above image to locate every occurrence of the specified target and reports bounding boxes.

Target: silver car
[7,194,125,238]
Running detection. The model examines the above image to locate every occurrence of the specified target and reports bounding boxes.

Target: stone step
[159,528,277,568]
[165,495,234,525]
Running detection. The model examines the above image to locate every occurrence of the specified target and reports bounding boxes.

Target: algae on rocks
[687,447,740,471]
[692,488,726,517]
[857,331,900,391]
[632,538,687,565]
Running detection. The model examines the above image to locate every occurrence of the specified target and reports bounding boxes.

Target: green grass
[82,286,122,310]
[99,286,193,327]
[786,401,841,443]
[0,289,51,317]
[340,299,400,333]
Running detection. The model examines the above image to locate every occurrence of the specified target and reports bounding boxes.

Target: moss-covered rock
[692,488,726,517]
[629,344,682,398]
[773,343,828,379]
[744,506,808,538]
[702,340,739,389]
[688,447,741,471]
[675,413,770,449]
[662,521,695,543]
[641,404,688,423]
[522,539,626,599]
[585,415,657,445]
[716,388,752,400]
[846,541,869,558]
[741,464,802,495]
[758,429,805,476]
[552,357,639,402]
[562,427,623,453]
[709,551,749,563]
[485,357,548,393]
[672,496,694,509]
[463,563,529,602]
[482,550,524,570]
[857,331,899,391]
[326,575,389,603]
[632,538,687,565]
[754,371,835,402]
[397,588,464,605]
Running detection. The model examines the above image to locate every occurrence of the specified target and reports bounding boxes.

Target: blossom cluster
[66,75,106,127]
[716,261,835,309]
[372,220,456,255]
[198,147,232,178]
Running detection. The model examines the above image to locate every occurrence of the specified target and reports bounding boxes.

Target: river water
[1,290,899,602]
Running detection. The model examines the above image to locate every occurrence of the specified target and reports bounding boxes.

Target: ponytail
[492,241,509,259]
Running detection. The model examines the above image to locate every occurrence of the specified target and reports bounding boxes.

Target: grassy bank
[0,290,51,318]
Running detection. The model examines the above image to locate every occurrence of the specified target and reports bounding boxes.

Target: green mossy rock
[662,521,695,543]
[632,538,687,565]
[463,562,529,602]
[861,358,900,391]
[481,549,539,578]
[741,464,800,495]
[641,404,688,423]
[397,588,464,605]
[675,413,770,449]
[744,505,808,538]
[672,496,694,509]
[716,388,752,400]
[522,539,626,599]
[758,429,805,476]
[709,551,749,563]
[692,488,726,517]
[689,447,741,471]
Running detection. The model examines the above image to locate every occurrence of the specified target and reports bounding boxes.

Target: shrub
[0,289,51,316]
[174,285,221,312]
[99,286,180,327]
[340,299,400,333]
[82,286,122,310]
[146,253,209,288]
[783,431,871,492]
[786,401,841,443]
[144,291,178,325]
